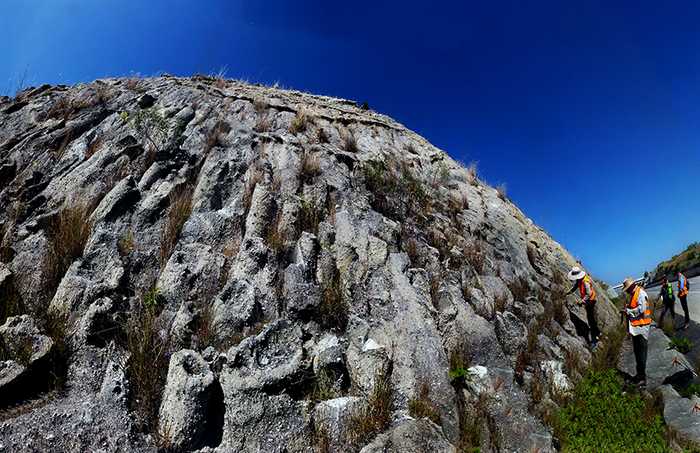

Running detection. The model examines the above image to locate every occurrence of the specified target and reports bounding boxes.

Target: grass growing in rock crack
[266,206,289,262]
[448,343,471,387]
[463,240,485,274]
[204,120,230,153]
[507,277,530,302]
[408,382,441,425]
[311,368,340,402]
[342,129,359,153]
[299,150,321,184]
[159,185,193,267]
[289,108,312,134]
[298,196,324,235]
[43,202,94,303]
[347,365,393,447]
[318,265,348,332]
[126,286,169,432]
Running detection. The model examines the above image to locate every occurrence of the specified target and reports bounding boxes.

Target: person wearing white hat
[566,266,600,348]
[621,277,651,386]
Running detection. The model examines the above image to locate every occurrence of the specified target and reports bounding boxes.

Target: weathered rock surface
[0,75,620,451]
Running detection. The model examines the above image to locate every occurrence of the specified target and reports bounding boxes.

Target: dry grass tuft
[342,129,359,153]
[466,161,478,186]
[204,120,230,153]
[242,163,265,219]
[496,183,507,201]
[403,237,420,267]
[507,277,530,302]
[463,240,485,274]
[253,97,267,114]
[43,202,93,301]
[85,135,103,159]
[492,292,508,317]
[159,186,194,267]
[298,197,324,235]
[319,265,348,331]
[300,150,322,184]
[408,382,441,425]
[448,190,469,215]
[117,230,136,257]
[289,108,312,134]
[347,365,393,447]
[124,77,143,92]
[125,287,169,432]
[266,208,288,259]
[316,127,330,144]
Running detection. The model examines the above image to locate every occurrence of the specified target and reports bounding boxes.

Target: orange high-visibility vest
[679,273,689,298]
[628,286,652,327]
[578,275,597,302]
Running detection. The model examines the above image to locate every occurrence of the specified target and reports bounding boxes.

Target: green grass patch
[669,337,693,354]
[555,369,667,452]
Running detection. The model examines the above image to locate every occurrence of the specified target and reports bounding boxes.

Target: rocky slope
[0,75,619,452]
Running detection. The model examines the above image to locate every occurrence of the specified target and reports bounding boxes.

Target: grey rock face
[359,418,456,453]
[158,350,216,451]
[0,76,621,451]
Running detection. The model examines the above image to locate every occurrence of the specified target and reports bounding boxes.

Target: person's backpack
[663,284,675,303]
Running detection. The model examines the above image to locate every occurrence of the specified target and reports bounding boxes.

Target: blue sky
[2,1,699,283]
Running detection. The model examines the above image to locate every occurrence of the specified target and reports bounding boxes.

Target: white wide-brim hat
[567,266,586,281]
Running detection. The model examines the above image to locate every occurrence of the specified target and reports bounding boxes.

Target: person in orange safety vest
[567,266,600,348]
[621,277,651,386]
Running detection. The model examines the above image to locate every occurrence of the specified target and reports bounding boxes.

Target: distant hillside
[653,242,700,280]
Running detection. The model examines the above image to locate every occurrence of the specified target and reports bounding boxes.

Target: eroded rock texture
[0,76,618,452]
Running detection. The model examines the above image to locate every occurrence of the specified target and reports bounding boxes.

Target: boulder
[359,418,455,453]
[660,385,700,448]
[158,350,216,451]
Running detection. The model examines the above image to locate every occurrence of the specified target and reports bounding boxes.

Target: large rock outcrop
[0,75,619,452]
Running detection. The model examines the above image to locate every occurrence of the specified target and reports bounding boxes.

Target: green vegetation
[653,242,700,280]
[310,368,340,402]
[679,383,700,398]
[448,344,471,387]
[669,336,693,354]
[122,107,169,153]
[555,369,667,452]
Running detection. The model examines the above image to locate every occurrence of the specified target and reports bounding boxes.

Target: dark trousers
[658,301,676,327]
[632,334,648,380]
[585,301,600,342]
[680,295,690,324]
